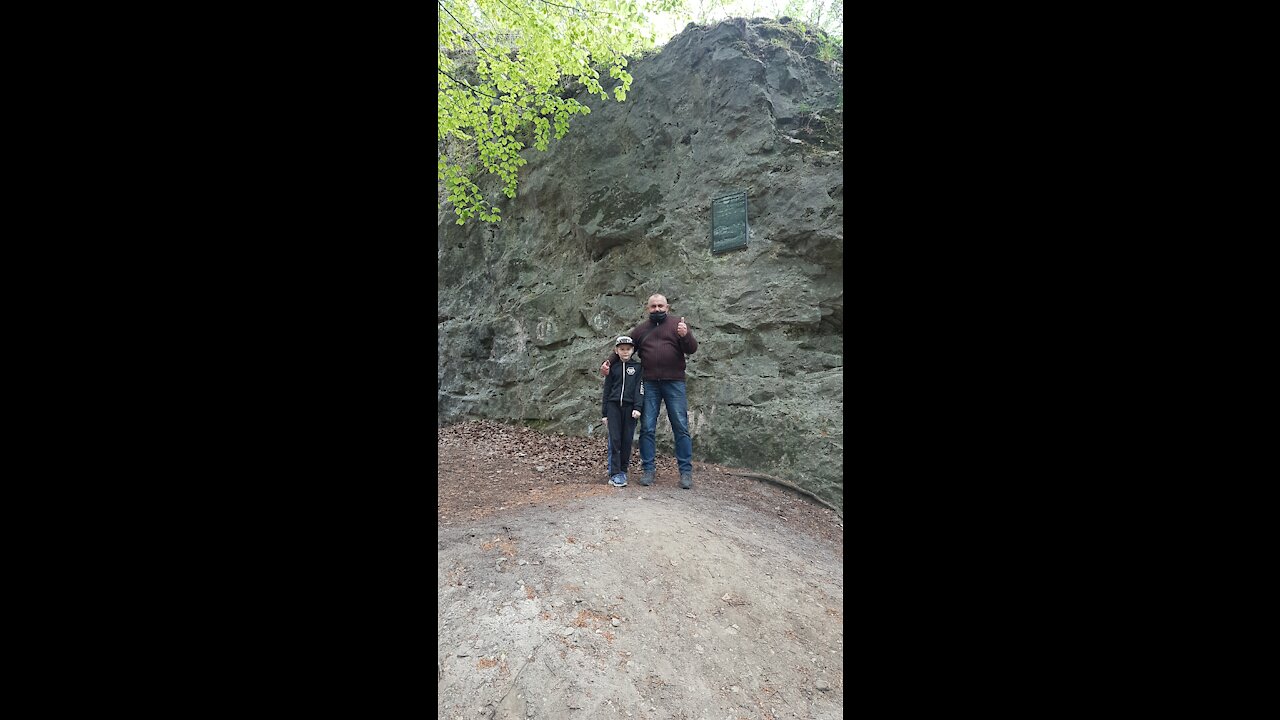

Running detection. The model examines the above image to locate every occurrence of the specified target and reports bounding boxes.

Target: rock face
[438,18,843,509]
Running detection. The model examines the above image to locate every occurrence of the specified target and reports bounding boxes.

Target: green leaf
[437,0,666,226]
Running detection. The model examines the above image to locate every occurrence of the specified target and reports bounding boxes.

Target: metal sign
[711,191,749,255]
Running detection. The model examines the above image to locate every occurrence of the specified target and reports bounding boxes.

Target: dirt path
[438,421,844,720]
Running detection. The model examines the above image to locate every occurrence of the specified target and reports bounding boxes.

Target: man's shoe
[610,473,628,487]
[680,472,692,489]
[640,470,655,486]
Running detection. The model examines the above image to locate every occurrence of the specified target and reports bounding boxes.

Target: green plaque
[711,191,749,255]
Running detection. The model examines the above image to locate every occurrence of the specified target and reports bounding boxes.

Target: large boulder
[438,18,843,509]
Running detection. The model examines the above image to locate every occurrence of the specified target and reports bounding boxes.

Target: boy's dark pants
[605,402,637,476]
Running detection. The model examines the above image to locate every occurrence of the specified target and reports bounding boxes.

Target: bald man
[600,294,699,488]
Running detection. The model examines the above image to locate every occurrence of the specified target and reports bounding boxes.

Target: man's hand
[676,317,688,337]
[631,409,640,419]
[600,361,611,377]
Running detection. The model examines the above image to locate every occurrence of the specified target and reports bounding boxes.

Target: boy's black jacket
[601,357,644,417]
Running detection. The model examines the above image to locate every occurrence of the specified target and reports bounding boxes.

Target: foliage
[686,0,737,23]
[666,0,842,40]
[780,0,840,35]
[815,32,840,62]
[438,0,683,225]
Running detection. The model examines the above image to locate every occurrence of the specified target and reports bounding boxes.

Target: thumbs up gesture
[676,317,688,337]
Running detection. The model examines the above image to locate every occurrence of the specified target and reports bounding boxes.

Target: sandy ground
[438,421,844,720]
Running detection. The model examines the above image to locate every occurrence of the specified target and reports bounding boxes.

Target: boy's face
[616,344,634,360]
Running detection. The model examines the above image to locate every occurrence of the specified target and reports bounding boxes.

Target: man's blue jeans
[639,379,693,474]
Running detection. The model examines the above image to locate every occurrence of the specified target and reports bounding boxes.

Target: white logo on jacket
[626,367,636,375]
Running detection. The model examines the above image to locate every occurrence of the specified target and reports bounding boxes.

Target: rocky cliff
[437,17,843,509]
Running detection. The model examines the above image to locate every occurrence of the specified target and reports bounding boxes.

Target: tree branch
[439,68,504,101]
[535,0,622,16]
[438,0,508,68]
[726,471,843,517]
[493,0,524,18]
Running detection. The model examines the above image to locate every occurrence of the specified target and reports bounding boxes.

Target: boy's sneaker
[679,472,692,489]
[640,470,655,486]
[610,473,628,487]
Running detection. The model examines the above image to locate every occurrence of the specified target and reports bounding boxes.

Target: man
[600,294,698,488]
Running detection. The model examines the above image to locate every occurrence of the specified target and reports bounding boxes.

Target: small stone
[815,679,831,691]
[518,559,528,565]
[612,618,621,627]
[536,466,546,472]
[612,516,619,521]
[561,627,576,636]
[686,613,695,619]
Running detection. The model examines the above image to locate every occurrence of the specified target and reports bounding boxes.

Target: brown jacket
[605,316,698,380]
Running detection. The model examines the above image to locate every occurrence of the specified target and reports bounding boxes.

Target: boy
[601,335,643,487]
